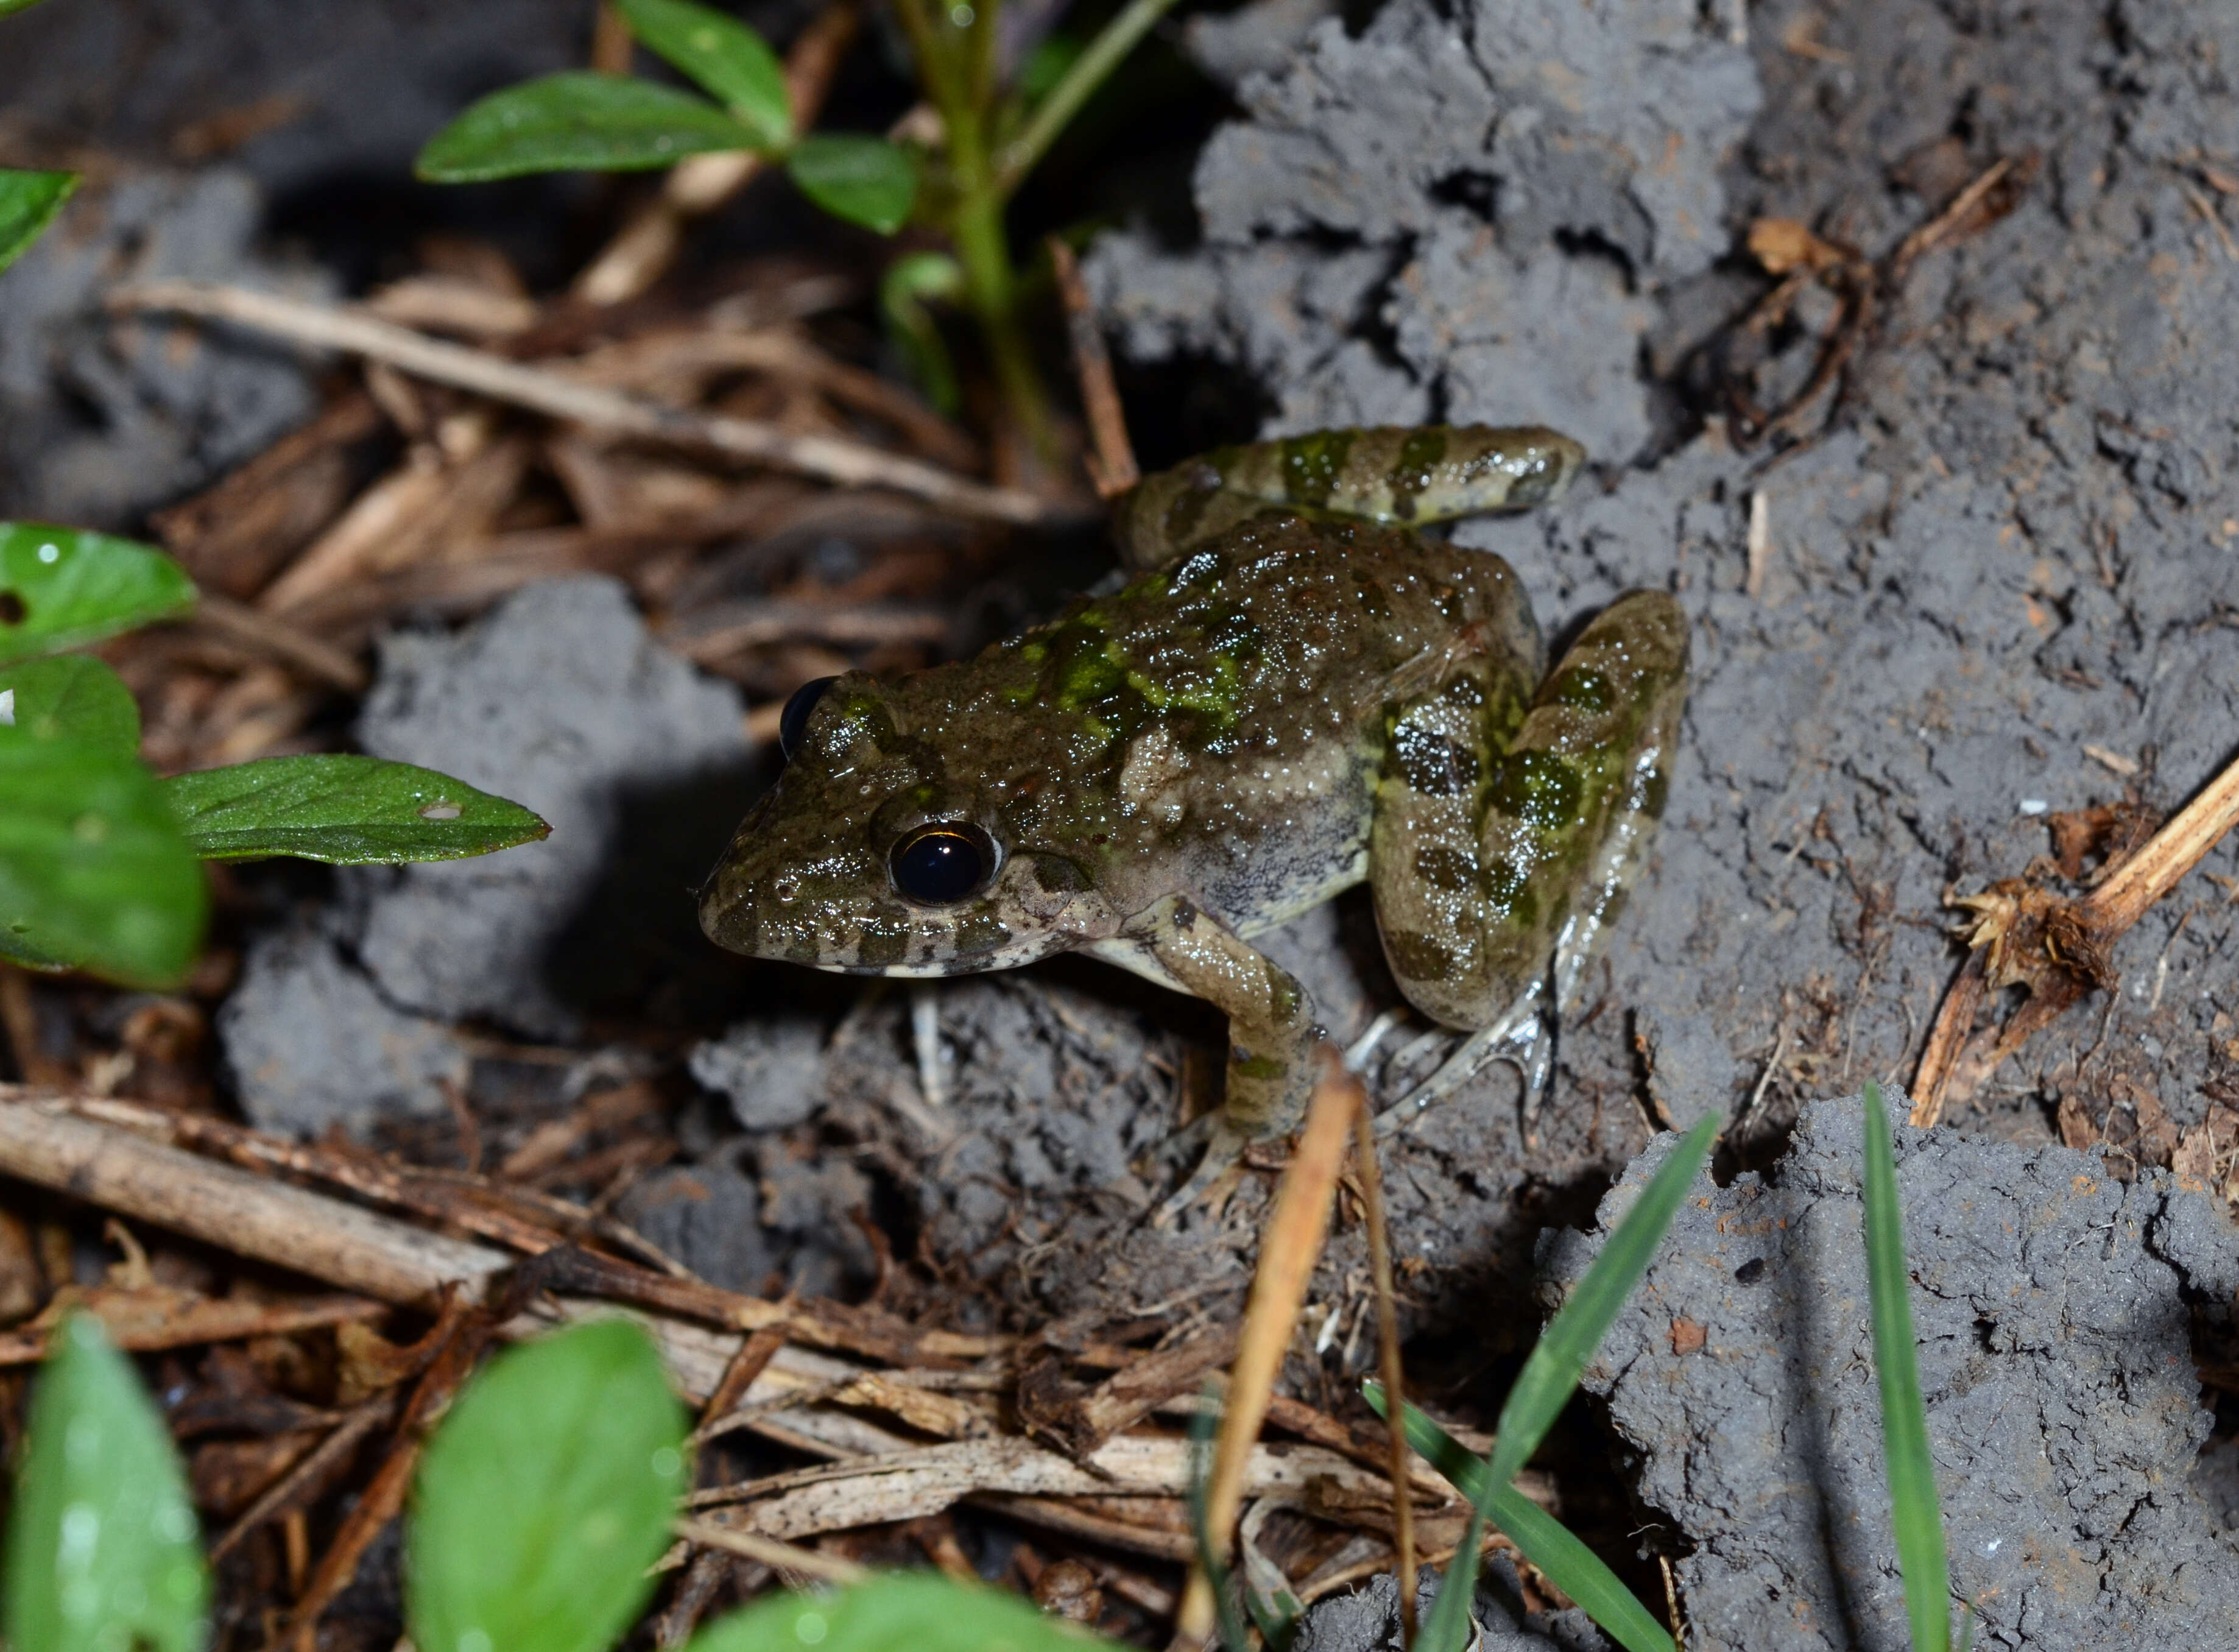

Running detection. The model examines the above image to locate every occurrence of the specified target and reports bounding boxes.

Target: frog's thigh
[1371,590,1689,1031]
[1123,894,1318,1140]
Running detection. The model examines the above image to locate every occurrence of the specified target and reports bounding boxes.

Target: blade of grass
[1373,1395,1673,1652]
[1492,1113,1718,1483]
[1863,1078,1952,1652]
[1186,1391,1256,1652]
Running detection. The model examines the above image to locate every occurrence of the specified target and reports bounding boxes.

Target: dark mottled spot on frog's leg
[1351,569,1389,616]
[1493,444,1567,509]
[1551,667,1614,713]
[1388,427,1448,521]
[1392,723,1481,797]
[1383,928,1458,982]
[1639,764,1671,820]
[1280,429,1354,509]
[1488,749,1582,829]
[1414,842,1478,893]
[1483,858,1538,928]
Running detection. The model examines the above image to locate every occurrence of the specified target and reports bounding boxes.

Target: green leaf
[686,1574,1116,1652]
[1373,1394,1673,1652]
[615,0,791,147]
[406,1319,689,1652]
[4,1313,210,1652]
[1184,1389,1256,1652]
[0,170,77,275]
[1864,1080,1954,1652]
[0,655,140,755]
[786,136,917,235]
[0,734,205,987]
[416,72,767,183]
[0,0,57,16]
[1490,1112,1718,1483]
[0,525,197,665]
[160,755,550,864]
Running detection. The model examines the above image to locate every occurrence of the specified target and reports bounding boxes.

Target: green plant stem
[894,0,1054,457]
[993,0,1186,198]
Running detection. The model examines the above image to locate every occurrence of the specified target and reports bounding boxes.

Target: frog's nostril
[772,877,800,903]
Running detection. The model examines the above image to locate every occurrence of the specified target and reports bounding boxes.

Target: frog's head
[699,672,1106,976]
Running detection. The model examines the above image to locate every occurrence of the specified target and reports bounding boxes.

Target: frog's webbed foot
[1368,992,1554,1143]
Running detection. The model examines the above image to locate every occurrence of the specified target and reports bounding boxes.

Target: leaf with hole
[406,1320,689,1652]
[417,72,769,183]
[160,755,549,863]
[0,525,196,665]
[0,655,140,755]
[0,733,205,987]
[615,0,791,148]
[3,1314,210,1652]
[786,135,917,234]
[686,1573,1116,1652]
[0,169,76,275]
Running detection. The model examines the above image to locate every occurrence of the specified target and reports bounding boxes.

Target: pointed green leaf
[686,1574,1114,1652]
[0,526,196,665]
[880,250,964,414]
[406,1320,689,1652]
[0,170,77,275]
[1371,1392,1674,1652]
[0,733,205,987]
[1491,1111,1718,1483]
[615,0,791,147]
[1864,1080,1955,1652]
[417,72,766,183]
[160,755,549,864]
[4,1314,210,1652]
[0,0,57,16]
[0,655,140,755]
[786,136,918,235]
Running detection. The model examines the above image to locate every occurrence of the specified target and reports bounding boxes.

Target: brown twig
[672,1517,870,1585]
[1177,1054,1361,1645]
[573,3,862,306]
[286,1291,490,1652]
[208,1391,399,1561]
[1047,236,1138,498]
[186,594,368,692]
[113,282,1060,524]
[1352,1093,1416,1647]
[1910,748,2239,1126]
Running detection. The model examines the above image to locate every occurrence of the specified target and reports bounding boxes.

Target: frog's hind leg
[1111,425,1587,569]
[1369,589,1690,1135]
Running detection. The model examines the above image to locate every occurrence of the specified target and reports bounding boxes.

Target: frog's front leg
[1113,425,1588,568]
[1111,894,1320,1218]
[1370,591,1690,1134]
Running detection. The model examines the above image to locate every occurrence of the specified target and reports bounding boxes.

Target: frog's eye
[889,823,997,905]
[778,676,839,760]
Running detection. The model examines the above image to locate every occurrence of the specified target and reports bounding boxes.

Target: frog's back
[979,509,1544,934]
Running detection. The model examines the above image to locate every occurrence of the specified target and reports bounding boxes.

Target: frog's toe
[1152,1117,1256,1225]
[1372,1014,1551,1140]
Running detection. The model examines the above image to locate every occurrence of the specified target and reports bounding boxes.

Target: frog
[698,424,1688,1215]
